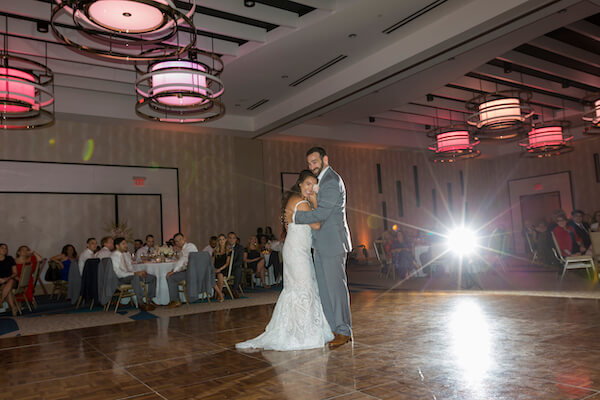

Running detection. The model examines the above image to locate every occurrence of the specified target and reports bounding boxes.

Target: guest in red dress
[14,245,42,303]
[552,212,585,257]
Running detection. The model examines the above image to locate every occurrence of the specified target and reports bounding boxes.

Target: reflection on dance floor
[1,291,600,399]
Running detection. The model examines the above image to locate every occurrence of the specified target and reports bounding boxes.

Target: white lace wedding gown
[236,201,333,351]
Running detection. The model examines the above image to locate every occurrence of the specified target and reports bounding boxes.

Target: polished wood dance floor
[2,291,600,399]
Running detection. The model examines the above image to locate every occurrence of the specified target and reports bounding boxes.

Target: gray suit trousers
[118,274,156,304]
[167,270,187,302]
[314,251,352,336]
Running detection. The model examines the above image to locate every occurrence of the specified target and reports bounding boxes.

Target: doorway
[520,191,561,227]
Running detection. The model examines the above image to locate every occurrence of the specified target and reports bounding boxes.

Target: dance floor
[2,291,600,400]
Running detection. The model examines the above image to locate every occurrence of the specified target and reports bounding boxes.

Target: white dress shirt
[173,242,198,273]
[135,245,156,262]
[111,250,134,278]
[78,248,95,274]
[96,247,112,259]
[202,244,214,256]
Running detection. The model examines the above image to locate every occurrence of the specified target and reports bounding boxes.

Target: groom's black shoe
[328,333,352,349]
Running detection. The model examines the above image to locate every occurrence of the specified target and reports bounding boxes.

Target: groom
[288,146,353,349]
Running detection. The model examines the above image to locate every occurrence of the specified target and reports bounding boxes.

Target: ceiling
[1,0,599,155]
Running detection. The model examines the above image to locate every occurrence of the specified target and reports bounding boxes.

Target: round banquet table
[133,261,176,305]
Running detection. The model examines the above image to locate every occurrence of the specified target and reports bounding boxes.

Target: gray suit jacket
[295,167,352,255]
[185,251,215,298]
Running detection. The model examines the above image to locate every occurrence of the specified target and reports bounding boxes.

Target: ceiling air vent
[289,55,348,87]
[247,99,269,110]
[382,0,448,35]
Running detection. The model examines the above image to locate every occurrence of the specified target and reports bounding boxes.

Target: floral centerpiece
[157,244,175,259]
[104,221,133,243]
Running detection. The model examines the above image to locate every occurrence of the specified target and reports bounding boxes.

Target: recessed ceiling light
[36,21,49,33]
[348,33,357,38]
[281,75,288,79]
[244,0,256,7]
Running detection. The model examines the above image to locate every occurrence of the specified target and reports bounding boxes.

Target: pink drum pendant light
[428,125,480,163]
[135,49,225,123]
[51,0,197,61]
[519,124,572,158]
[0,55,54,129]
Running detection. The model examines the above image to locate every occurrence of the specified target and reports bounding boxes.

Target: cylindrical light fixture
[428,124,480,163]
[519,123,572,158]
[0,54,54,129]
[135,49,225,123]
[582,95,600,128]
[51,0,197,61]
[466,90,533,140]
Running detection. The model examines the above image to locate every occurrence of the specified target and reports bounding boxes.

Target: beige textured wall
[0,117,260,257]
[3,114,600,258]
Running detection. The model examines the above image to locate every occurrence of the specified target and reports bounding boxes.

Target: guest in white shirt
[96,236,114,259]
[78,237,97,274]
[165,233,198,308]
[111,237,157,311]
[202,236,217,256]
[135,234,157,262]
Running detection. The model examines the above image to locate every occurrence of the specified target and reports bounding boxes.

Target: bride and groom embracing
[236,147,353,351]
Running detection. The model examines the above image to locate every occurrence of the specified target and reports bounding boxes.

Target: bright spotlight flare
[446,226,479,256]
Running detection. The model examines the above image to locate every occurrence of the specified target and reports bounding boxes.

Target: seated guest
[15,245,42,304]
[212,234,229,302]
[568,209,591,251]
[229,232,244,298]
[111,237,157,311]
[0,244,18,316]
[96,236,114,259]
[258,235,269,251]
[51,244,77,281]
[389,230,415,279]
[133,239,143,253]
[78,238,97,274]
[532,220,559,266]
[591,210,600,232]
[245,235,267,288]
[202,236,217,256]
[552,212,585,257]
[265,226,276,241]
[165,233,199,308]
[135,234,157,262]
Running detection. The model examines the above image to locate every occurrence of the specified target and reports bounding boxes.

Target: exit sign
[133,176,146,186]
[535,183,543,191]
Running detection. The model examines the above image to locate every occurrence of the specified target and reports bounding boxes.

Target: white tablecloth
[133,262,175,305]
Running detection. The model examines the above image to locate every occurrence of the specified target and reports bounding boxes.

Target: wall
[0,116,264,257]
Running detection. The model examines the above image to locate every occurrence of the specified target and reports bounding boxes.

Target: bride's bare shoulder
[286,194,303,209]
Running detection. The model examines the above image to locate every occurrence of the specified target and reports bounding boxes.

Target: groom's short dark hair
[306,146,326,158]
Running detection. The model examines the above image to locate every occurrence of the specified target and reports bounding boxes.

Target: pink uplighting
[87,0,168,33]
[151,61,207,106]
[0,68,36,113]
[478,98,523,128]
[435,130,471,152]
[527,126,566,148]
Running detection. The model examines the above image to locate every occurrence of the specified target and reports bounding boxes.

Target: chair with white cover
[12,263,33,314]
[551,232,596,280]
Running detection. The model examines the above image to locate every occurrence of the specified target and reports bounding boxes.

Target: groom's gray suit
[294,166,352,336]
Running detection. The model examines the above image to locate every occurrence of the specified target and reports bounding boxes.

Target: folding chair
[12,263,33,314]
[551,232,596,280]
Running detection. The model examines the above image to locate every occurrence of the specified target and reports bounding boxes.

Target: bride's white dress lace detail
[236,201,333,351]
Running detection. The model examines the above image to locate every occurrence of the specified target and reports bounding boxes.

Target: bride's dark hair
[281,169,317,229]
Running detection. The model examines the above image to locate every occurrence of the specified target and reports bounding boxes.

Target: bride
[236,170,333,351]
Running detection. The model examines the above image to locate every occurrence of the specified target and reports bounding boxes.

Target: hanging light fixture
[519,123,572,158]
[134,48,224,123]
[428,124,480,163]
[50,0,197,61]
[0,29,54,130]
[582,94,600,134]
[466,90,533,140]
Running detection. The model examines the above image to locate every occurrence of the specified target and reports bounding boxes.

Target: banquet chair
[223,259,244,300]
[76,258,100,310]
[243,262,255,289]
[373,240,392,278]
[48,260,68,300]
[31,258,47,309]
[12,263,33,315]
[551,232,596,280]
[524,232,538,263]
[589,232,600,267]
